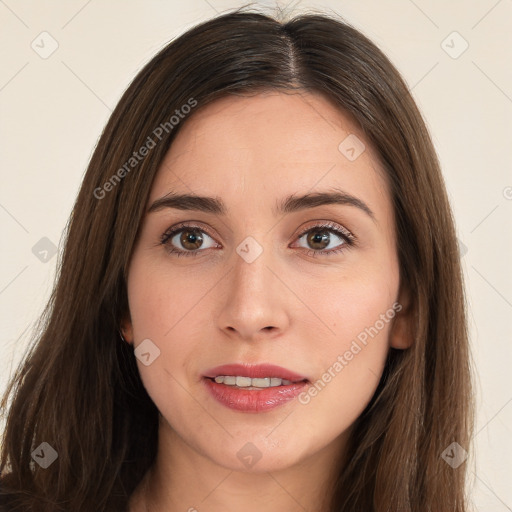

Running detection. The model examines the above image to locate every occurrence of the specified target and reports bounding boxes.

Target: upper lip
[203,363,309,382]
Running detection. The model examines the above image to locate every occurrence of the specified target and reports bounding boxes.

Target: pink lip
[202,363,310,413]
[203,363,309,382]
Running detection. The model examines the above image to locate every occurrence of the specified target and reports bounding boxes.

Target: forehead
[148,91,390,218]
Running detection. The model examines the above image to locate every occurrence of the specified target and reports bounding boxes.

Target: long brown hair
[0,6,474,511]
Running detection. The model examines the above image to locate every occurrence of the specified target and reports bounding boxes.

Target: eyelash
[159,221,356,258]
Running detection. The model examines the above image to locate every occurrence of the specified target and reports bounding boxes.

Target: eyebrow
[147,188,375,221]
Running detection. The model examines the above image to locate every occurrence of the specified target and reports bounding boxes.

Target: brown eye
[178,229,204,250]
[293,221,356,257]
[304,229,332,251]
[160,224,219,257]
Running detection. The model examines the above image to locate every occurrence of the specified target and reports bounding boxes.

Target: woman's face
[122,91,411,473]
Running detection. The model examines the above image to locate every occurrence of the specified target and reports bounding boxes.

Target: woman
[0,6,475,511]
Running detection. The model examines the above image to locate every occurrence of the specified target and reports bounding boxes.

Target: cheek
[125,257,210,390]
[306,259,399,347]
[295,261,399,412]
[126,254,204,340]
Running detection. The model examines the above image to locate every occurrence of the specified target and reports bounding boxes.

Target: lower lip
[203,378,309,413]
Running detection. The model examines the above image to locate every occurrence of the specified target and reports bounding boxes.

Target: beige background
[1,0,511,509]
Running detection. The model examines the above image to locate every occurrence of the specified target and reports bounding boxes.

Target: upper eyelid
[297,222,353,238]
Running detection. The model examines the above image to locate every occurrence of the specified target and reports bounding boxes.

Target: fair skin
[123,91,413,512]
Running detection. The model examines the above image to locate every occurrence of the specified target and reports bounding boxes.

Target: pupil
[309,230,329,249]
[181,230,203,249]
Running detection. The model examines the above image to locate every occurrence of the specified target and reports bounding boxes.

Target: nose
[216,240,291,342]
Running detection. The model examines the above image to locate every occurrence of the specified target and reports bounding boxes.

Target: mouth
[204,375,308,389]
[203,362,310,386]
[202,363,310,412]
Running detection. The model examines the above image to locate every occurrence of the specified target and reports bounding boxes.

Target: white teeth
[236,376,252,387]
[213,376,295,388]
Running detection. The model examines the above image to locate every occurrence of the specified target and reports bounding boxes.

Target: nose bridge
[229,233,274,304]
[217,231,288,339]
